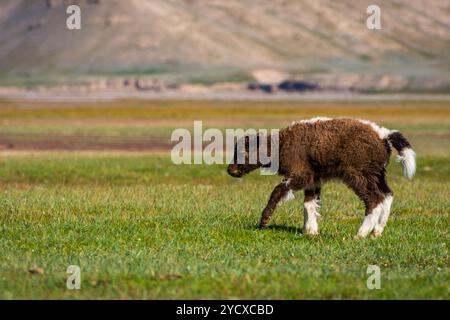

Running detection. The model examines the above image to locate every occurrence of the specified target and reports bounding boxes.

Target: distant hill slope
[0,0,449,83]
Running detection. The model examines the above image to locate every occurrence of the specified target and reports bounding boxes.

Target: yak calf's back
[279,118,391,182]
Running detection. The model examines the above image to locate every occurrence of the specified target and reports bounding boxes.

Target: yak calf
[227,118,416,238]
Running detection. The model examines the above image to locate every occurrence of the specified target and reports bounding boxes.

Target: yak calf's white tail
[397,148,416,180]
[387,131,416,180]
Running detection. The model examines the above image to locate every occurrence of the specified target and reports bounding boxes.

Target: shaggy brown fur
[227,118,415,238]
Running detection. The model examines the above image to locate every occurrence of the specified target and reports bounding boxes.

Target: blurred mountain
[0,0,449,87]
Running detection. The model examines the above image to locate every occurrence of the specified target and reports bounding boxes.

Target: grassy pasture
[0,99,449,299]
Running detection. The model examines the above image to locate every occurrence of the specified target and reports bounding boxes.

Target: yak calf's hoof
[258,224,268,230]
[370,226,384,238]
[302,225,319,236]
[370,231,382,239]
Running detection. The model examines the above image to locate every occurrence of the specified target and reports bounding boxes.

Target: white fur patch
[357,119,394,140]
[291,118,393,141]
[397,148,416,180]
[356,202,383,238]
[373,195,393,237]
[305,198,321,217]
[303,198,320,235]
[281,189,295,204]
[291,117,332,126]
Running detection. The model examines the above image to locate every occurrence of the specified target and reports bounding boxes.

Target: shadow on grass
[267,224,302,234]
[245,223,302,235]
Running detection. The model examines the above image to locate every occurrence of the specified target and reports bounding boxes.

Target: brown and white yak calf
[227,118,416,239]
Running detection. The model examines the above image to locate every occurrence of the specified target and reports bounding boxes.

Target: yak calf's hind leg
[352,181,385,239]
[371,194,393,237]
[372,174,394,237]
[356,204,383,238]
[303,187,321,235]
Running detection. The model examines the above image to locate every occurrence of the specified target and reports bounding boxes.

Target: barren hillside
[0,0,449,84]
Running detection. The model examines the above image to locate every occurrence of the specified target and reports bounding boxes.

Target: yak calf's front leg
[258,180,292,229]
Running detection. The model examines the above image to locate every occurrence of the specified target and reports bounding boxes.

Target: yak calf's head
[227,135,272,178]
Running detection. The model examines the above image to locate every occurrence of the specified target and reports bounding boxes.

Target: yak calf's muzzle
[227,165,244,178]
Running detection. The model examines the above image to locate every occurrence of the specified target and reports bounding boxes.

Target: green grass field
[0,99,448,299]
